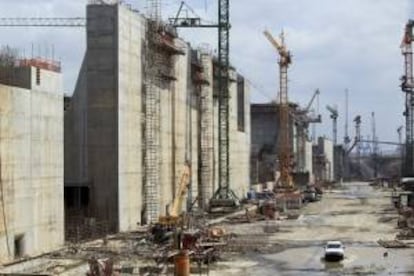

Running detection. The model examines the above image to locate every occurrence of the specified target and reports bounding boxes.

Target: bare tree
[0,46,18,67]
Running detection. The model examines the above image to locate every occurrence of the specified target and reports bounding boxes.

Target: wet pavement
[211,182,414,275]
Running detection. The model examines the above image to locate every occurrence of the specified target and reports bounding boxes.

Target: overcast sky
[0,0,413,148]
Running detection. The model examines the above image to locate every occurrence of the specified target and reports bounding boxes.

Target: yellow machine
[158,163,191,226]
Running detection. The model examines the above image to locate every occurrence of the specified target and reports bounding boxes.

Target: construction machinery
[344,89,351,146]
[263,30,293,188]
[158,163,191,226]
[295,89,322,172]
[326,105,338,145]
[401,20,414,176]
[346,116,361,154]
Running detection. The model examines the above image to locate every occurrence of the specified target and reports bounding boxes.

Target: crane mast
[344,89,351,146]
[170,1,238,208]
[326,105,338,145]
[264,30,293,188]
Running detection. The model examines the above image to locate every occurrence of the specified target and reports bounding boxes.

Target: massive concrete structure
[313,137,335,183]
[64,2,250,237]
[250,103,312,185]
[0,62,64,263]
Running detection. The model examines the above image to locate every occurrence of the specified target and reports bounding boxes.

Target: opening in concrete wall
[35,67,40,85]
[237,75,245,132]
[14,234,25,258]
[64,187,90,210]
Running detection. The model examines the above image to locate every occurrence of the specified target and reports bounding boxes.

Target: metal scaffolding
[199,53,213,209]
[143,0,162,224]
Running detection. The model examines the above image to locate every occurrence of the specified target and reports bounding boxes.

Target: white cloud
[0,0,411,144]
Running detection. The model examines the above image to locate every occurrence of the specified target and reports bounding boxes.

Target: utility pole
[371,112,378,178]
[354,115,362,178]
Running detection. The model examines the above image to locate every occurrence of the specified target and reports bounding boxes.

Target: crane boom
[170,164,191,217]
[0,17,86,27]
[304,89,320,112]
[263,30,288,57]
[326,105,338,145]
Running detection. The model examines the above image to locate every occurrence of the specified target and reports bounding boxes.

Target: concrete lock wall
[305,141,313,181]
[117,5,143,231]
[65,3,145,232]
[0,67,64,264]
[318,137,334,182]
[65,2,251,232]
[85,4,121,232]
[229,73,250,198]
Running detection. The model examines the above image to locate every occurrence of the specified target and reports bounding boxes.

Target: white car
[324,241,345,261]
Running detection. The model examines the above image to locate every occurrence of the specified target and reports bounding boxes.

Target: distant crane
[326,105,338,145]
[295,89,322,172]
[344,89,351,146]
[263,30,293,188]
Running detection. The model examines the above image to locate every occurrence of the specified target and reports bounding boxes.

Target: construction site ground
[1,182,413,275]
[210,182,414,275]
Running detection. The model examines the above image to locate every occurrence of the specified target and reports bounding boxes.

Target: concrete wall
[250,103,297,184]
[85,4,119,231]
[117,5,143,231]
[317,137,334,181]
[65,3,251,231]
[65,4,145,231]
[212,69,251,200]
[0,66,63,264]
[305,141,313,180]
[334,145,345,182]
[229,73,250,198]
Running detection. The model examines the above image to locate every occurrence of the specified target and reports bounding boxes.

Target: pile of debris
[378,239,408,248]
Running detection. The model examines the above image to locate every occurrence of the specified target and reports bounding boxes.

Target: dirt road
[210,182,414,275]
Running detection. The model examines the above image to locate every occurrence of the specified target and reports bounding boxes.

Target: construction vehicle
[263,30,293,189]
[158,162,191,226]
[150,163,191,244]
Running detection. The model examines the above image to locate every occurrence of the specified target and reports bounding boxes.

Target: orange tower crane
[263,30,293,188]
